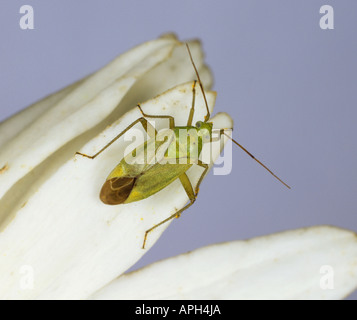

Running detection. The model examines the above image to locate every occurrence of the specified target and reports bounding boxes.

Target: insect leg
[137,104,176,130]
[75,116,157,159]
[142,172,196,249]
[192,160,209,195]
[142,161,209,249]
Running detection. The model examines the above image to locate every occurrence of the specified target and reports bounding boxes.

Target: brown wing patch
[100,177,136,205]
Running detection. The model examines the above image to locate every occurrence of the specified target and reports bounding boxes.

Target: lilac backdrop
[1,0,356,299]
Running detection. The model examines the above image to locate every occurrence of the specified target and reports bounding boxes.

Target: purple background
[1,1,356,299]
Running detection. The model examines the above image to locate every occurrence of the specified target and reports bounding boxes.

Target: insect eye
[196,121,202,128]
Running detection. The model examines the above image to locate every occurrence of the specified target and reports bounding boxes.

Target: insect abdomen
[123,163,192,204]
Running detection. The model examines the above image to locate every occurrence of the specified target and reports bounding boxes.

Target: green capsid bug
[76,44,290,249]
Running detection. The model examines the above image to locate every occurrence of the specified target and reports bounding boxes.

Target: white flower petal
[0,79,232,299]
[91,226,357,300]
[0,78,85,149]
[0,35,223,299]
[0,35,211,206]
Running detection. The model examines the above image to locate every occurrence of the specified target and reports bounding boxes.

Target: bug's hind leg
[142,162,209,249]
[192,160,209,195]
[142,173,195,249]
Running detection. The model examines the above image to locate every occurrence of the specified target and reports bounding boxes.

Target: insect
[76,43,290,249]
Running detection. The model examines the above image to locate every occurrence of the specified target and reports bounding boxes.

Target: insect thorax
[166,123,213,163]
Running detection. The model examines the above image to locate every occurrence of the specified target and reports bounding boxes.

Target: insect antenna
[185,43,211,122]
[187,42,290,189]
[223,132,291,189]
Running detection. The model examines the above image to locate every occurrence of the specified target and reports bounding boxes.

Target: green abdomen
[124,163,192,203]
